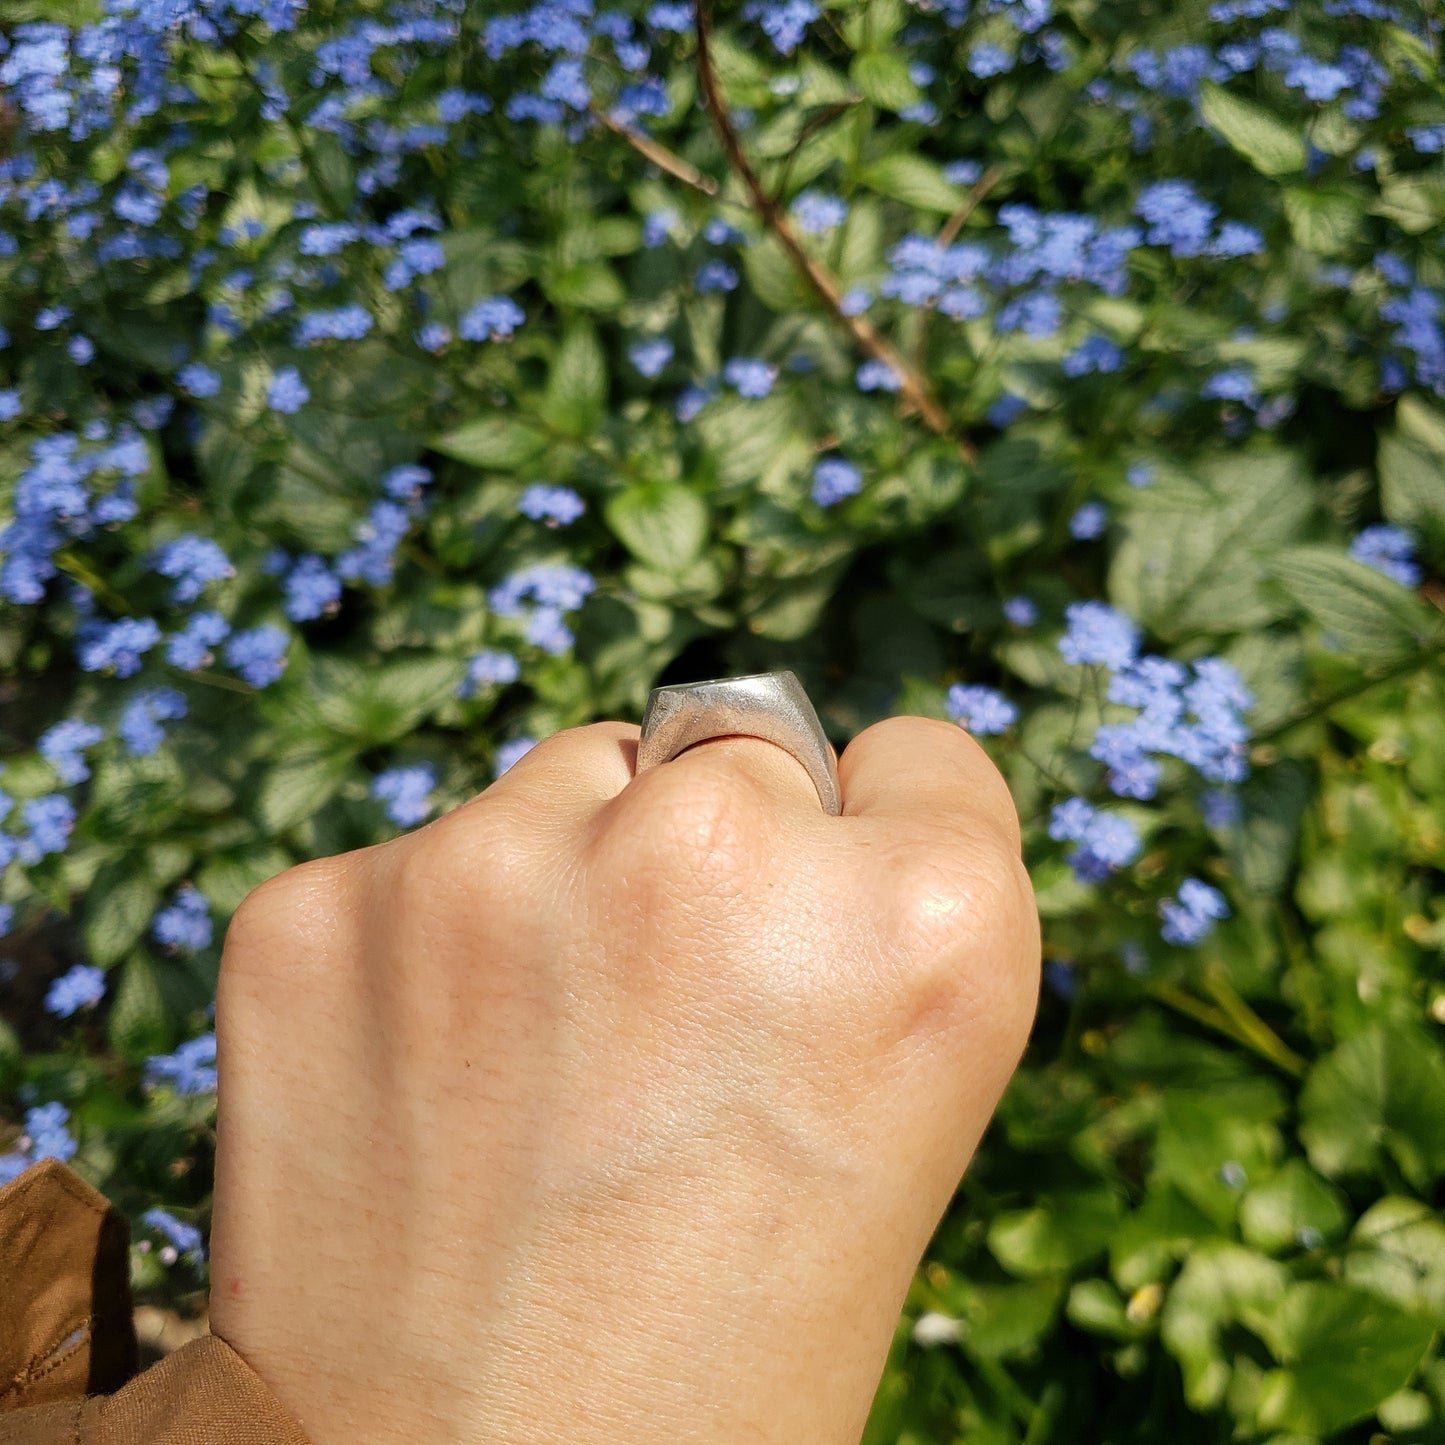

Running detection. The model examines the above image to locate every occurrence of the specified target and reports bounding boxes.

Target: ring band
[635,671,842,816]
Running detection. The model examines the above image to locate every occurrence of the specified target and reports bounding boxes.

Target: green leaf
[1226,760,1311,897]
[253,747,357,834]
[1198,83,1305,176]
[1300,1021,1445,1190]
[87,752,190,846]
[430,416,548,471]
[849,51,922,110]
[1282,186,1363,256]
[542,260,626,311]
[310,654,465,744]
[195,846,295,916]
[1252,1282,1435,1436]
[1160,1242,1288,1410]
[604,483,709,571]
[83,862,162,968]
[858,153,962,214]
[107,953,172,1064]
[1109,450,1312,637]
[1238,1158,1348,1254]
[1373,173,1445,234]
[1346,1196,1445,1324]
[1269,546,1437,661]
[1379,429,1445,540]
[540,323,608,438]
[987,1188,1122,1277]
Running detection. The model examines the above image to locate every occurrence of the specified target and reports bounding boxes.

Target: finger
[631,732,830,822]
[838,715,1022,853]
[458,720,642,825]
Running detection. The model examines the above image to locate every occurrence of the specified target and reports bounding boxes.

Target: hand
[206,716,1040,1445]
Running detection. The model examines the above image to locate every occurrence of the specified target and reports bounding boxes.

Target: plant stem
[692,0,975,463]
[1144,978,1305,1078]
[592,108,718,195]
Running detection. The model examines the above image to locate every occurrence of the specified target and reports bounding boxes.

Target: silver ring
[635,671,842,816]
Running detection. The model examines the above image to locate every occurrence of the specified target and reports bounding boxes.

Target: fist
[207,716,1039,1445]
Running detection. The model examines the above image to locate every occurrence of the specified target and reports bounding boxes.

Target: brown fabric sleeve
[0,1161,311,1445]
[0,1336,313,1444]
[0,1159,138,1409]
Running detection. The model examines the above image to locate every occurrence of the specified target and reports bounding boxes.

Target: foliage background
[1,0,1444,1436]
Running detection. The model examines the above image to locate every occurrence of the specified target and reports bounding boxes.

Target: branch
[592,108,719,196]
[912,164,1006,374]
[692,0,975,464]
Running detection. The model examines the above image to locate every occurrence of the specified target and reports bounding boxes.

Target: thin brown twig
[592,108,718,196]
[938,162,1006,248]
[692,0,975,464]
[911,163,1006,374]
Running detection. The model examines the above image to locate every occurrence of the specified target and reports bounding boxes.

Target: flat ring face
[635,670,842,816]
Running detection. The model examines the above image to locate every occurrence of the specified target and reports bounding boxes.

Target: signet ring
[635,671,842,816]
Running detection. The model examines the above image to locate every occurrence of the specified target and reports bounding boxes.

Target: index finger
[838,715,1023,854]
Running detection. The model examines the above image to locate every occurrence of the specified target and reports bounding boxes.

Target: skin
[207,715,1041,1445]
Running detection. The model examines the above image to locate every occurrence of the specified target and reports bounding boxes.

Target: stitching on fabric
[0,1315,93,1401]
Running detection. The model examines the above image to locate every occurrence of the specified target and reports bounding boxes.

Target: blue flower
[382,464,432,500]
[372,765,437,827]
[152,884,212,951]
[495,736,539,776]
[165,611,230,671]
[1126,461,1154,488]
[642,208,679,247]
[1058,601,1140,670]
[1062,335,1123,377]
[1160,877,1229,945]
[266,365,309,413]
[118,687,187,755]
[944,160,983,186]
[142,1207,205,1260]
[1350,524,1421,588]
[945,684,1019,735]
[336,501,413,587]
[524,605,574,654]
[488,562,596,615]
[292,303,374,346]
[459,648,520,696]
[1069,502,1109,540]
[23,1102,77,1163]
[38,717,103,785]
[44,963,106,1018]
[77,617,162,677]
[18,794,77,863]
[791,190,848,233]
[968,42,1013,78]
[1004,595,1037,626]
[459,296,524,342]
[629,338,674,377]
[856,359,903,393]
[1201,367,1260,407]
[748,0,819,53]
[839,287,872,316]
[518,484,586,525]
[723,357,778,398]
[67,335,95,365]
[144,1033,217,1095]
[812,457,862,507]
[153,535,234,602]
[283,554,342,621]
[223,625,290,687]
[1135,180,1217,258]
[0,389,22,421]
[177,362,221,397]
[695,259,739,292]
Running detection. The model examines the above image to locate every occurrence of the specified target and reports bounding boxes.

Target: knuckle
[223,855,354,975]
[389,801,532,914]
[881,835,1039,1038]
[594,765,768,896]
